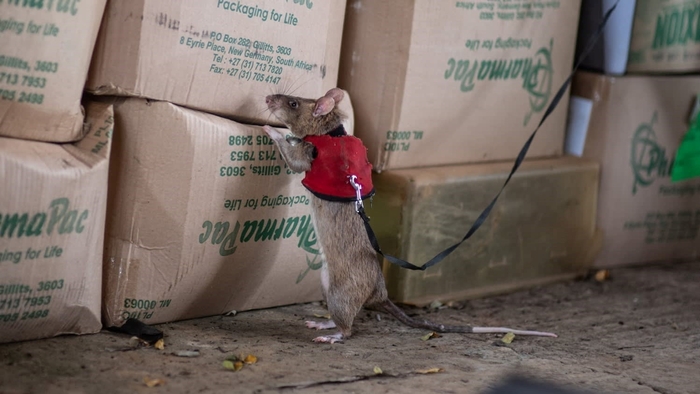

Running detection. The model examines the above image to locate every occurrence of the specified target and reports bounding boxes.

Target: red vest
[301,133,375,202]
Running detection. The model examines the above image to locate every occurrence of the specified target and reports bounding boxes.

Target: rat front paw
[262,125,284,142]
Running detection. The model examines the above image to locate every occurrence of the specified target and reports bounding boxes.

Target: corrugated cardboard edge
[338,1,415,173]
[65,102,115,165]
[99,96,150,328]
[56,101,114,338]
[0,105,86,143]
[86,0,145,97]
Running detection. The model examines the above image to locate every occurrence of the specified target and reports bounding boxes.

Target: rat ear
[313,96,336,117]
[324,88,344,104]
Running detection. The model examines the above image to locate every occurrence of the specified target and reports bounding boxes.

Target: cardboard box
[337,0,582,172]
[628,0,700,73]
[367,157,601,306]
[0,0,107,142]
[87,0,346,126]
[0,102,113,343]
[568,71,700,268]
[102,95,354,326]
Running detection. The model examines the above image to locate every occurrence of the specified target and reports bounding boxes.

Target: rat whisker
[281,77,295,96]
[252,103,272,118]
[283,71,309,96]
[288,73,317,97]
[274,77,289,96]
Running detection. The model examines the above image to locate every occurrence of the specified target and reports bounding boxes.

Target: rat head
[265,88,346,137]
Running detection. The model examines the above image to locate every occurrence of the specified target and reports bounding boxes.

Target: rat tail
[376,300,474,333]
[376,300,558,338]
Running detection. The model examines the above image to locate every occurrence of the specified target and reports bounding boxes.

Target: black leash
[356,0,620,271]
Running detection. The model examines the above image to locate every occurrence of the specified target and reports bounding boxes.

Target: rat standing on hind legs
[262,88,558,344]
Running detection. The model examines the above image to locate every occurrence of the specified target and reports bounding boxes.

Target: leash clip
[348,175,364,213]
[285,134,302,146]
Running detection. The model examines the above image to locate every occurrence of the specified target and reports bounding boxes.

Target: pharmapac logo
[198,214,322,284]
[0,198,90,239]
[444,39,554,126]
[630,112,674,194]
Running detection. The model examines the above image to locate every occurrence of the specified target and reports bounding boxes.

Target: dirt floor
[1,261,699,394]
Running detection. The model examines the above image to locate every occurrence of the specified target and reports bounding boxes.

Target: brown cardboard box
[367,157,601,306]
[0,102,113,343]
[569,71,700,268]
[338,0,582,172]
[627,0,700,73]
[0,0,107,142]
[87,0,346,126]
[102,95,354,326]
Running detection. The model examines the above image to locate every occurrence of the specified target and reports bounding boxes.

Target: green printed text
[0,0,81,16]
[0,198,89,239]
[198,213,317,257]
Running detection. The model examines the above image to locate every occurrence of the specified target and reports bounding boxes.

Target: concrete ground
[1,261,699,394]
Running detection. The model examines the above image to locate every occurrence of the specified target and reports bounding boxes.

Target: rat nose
[265,95,281,110]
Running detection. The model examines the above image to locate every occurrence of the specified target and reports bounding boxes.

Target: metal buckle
[348,175,364,213]
[285,134,301,146]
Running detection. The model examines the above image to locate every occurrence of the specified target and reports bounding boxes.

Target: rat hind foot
[305,320,337,330]
[312,332,344,344]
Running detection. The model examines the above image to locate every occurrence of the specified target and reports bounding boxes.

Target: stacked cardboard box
[338,0,583,171]
[0,0,107,142]
[577,0,700,75]
[99,97,347,326]
[87,0,347,125]
[338,1,603,305]
[568,72,700,268]
[0,103,113,344]
[0,1,110,343]
[11,0,693,338]
[569,0,700,268]
[372,157,601,306]
[86,0,351,326]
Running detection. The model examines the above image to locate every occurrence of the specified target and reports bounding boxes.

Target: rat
[262,88,558,344]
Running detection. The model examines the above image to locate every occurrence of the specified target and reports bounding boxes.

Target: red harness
[301,128,374,202]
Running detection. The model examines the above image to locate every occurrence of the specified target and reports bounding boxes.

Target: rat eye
[289,100,298,108]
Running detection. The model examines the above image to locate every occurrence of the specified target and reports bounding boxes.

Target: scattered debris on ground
[1,261,698,394]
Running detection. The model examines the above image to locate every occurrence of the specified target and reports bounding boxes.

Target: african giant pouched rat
[262,88,557,343]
